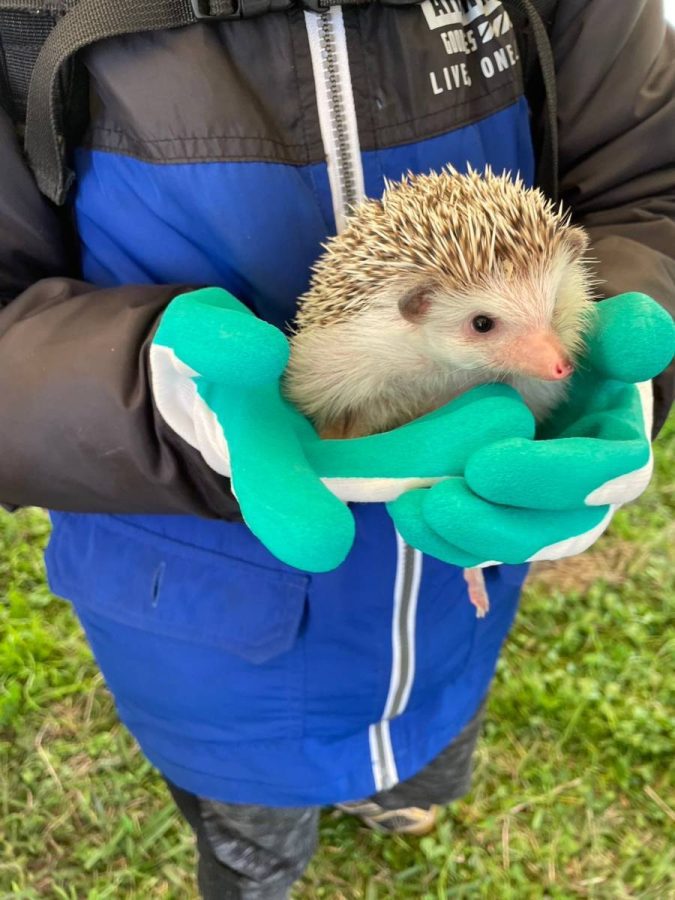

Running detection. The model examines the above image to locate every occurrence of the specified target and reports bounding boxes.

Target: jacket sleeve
[550,0,675,434]
[0,107,239,517]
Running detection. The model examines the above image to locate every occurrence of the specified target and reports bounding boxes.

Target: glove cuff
[584,380,653,507]
[150,341,233,478]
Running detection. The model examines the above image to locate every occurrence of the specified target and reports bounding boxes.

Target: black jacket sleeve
[0,107,239,517]
[551,0,675,434]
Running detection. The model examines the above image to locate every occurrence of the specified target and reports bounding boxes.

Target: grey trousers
[166,703,485,900]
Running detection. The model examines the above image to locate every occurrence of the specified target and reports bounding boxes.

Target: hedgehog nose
[553,359,574,379]
[514,332,575,381]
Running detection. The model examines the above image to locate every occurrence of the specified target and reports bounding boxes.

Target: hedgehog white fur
[285,167,596,439]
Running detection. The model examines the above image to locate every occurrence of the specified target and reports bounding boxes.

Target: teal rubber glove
[388,293,675,567]
[151,288,353,572]
[150,288,537,572]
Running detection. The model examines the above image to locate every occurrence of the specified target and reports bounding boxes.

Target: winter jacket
[0,0,674,804]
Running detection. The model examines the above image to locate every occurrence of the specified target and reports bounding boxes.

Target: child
[0,0,672,896]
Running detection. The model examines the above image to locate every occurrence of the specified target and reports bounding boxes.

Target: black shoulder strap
[506,0,559,201]
[0,2,72,130]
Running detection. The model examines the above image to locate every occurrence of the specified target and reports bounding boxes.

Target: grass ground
[0,420,673,899]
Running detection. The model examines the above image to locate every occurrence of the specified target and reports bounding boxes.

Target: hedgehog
[284,167,596,613]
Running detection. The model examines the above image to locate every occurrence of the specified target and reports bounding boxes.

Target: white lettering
[440,28,470,55]
[430,71,444,94]
[480,55,495,78]
[494,47,509,71]
[421,0,503,32]
[429,64,473,95]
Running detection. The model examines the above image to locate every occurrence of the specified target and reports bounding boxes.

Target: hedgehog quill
[285,168,596,615]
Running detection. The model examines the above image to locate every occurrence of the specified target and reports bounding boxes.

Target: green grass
[1,419,673,899]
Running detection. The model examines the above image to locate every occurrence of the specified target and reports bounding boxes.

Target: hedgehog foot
[464,567,490,618]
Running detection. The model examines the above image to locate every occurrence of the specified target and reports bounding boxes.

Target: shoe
[335,800,438,835]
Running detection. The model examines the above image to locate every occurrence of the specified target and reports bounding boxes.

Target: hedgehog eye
[471,315,495,334]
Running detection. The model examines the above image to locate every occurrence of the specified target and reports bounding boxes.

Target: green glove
[388,293,674,567]
[150,288,536,572]
[151,288,354,572]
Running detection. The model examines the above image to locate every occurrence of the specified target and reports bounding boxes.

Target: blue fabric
[74,98,534,331]
[47,508,527,805]
[46,98,535,805]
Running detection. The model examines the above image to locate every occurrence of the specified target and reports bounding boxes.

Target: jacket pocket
[46,513,310,742]
[46,513,308,665]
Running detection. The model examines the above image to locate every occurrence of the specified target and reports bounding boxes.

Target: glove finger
[583,293,674,384]
[466,434,651,510]
[306,384,535,481]
[423,479,610,563]
[205,383,355,573]
[156,288,289,386]
[387,488,489,568]
[536,374,651,442]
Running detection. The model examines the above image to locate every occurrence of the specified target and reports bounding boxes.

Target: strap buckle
[190,0,241,19]
[191,0,294,18]
[301,0,423,10]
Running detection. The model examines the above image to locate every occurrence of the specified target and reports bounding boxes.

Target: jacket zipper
[306,6,424,794]
[304,6,365,234]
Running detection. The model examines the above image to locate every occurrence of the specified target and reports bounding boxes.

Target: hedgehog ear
[563,226,589,260]
[399,284,434,323]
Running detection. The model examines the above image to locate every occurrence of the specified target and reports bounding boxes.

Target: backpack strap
[506,0,560,201]
[0,2,75,131]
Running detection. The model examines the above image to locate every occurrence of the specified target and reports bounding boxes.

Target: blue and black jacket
[0,0,673,804]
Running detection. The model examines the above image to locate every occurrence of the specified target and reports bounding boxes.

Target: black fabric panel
[84,10,324,165]
[346,1,524,151]
[0,106,69,296]
[549,0,674,427]
[83,4,525,165]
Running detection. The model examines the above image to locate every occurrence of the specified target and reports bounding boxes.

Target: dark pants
[166,704,485,899]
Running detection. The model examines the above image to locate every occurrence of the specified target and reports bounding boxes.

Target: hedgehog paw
[463,567,490,618]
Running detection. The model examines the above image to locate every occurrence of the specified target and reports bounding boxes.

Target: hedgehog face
[399,245,593,384]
